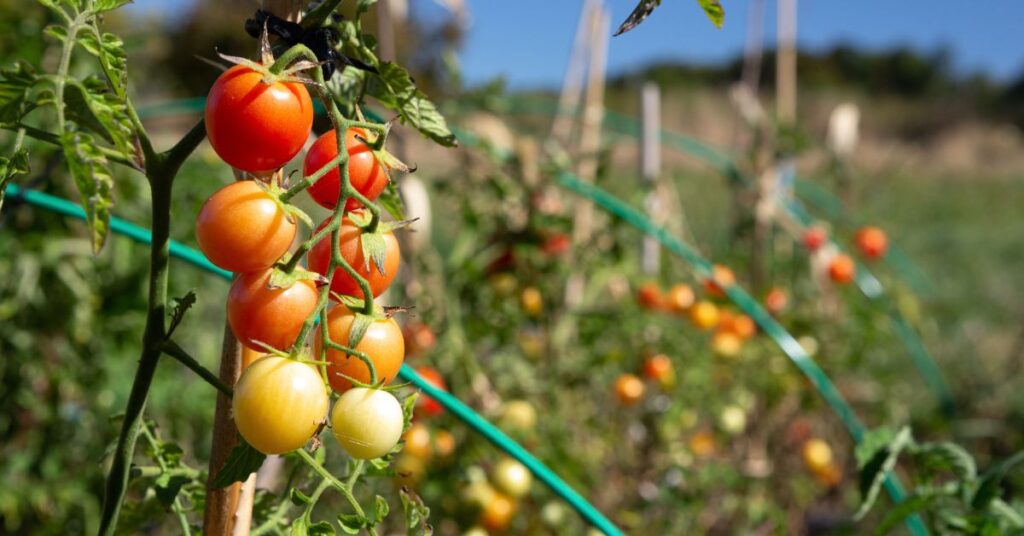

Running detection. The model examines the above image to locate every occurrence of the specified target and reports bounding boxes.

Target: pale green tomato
[331,388,404,459]
[491,458,532,498]
[233,356,329,455]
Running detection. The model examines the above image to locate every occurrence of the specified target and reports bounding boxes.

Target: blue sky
[128,0,1024,89]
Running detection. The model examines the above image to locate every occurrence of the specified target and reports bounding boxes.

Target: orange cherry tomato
[828,254,856,284]
[763,287,788,314]
[855,226,888,259]
[614,373,645,406]
[703,264,735,298]
[642,354,674,383]
[316,305,405,392]
[637,282,664,310]
[195,180,296,273]
[664,284,695,313]
[227,269,318,351]
[415,366,447,418]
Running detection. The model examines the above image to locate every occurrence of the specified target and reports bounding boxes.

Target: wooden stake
[640,82,661,275]
[776,0,797,123]
[550,0,599,145]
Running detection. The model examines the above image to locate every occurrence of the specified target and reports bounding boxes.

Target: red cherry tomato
[303,128,389,211]
[803,226,828,251]
[828,254,857,284]
[205,64,313,173]
[306,217,400,299]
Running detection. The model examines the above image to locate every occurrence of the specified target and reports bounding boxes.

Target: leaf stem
[295,449,378,536]
[162,340,234,397]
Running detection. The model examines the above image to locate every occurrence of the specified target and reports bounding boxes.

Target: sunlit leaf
[368,62,456,147]
[61,129,115,253]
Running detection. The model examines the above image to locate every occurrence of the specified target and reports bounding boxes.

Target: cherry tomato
[636,282,664,310]
[541,233,571,256]
[415,366,447,418]
[855,226,888,259]
[718,405,747,435]
[434,429,456,458]
[304,128,389,211]
[803,226,828,251]
[688,430,717,458]
[720,312,756,340]
[763,287,788,314]
[402,422,433,459]
[307,217,400,299]
[499,400,537,431]
[480,492,516,532]
[492,458,532,498]
[703,264,735,298]
[828,253,856,284]
[802,438,833,473]
[233,356,328,454]
[689,300,720,331]
[403,321,437,356]
[205,64,312,173]
[227,270,318,351]
[642,354,674,384]
[614,373,645,406]
[195,180,295,273]
[331,387,404,459]
[711,330,743,358]
[316,306,404,392]
[520,287,543,317]
[664,284,695,313]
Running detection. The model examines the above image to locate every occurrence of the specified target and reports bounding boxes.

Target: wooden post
[564,4,609,307]
[203,4,303,535]
[640,82,660,275]
[550,0,599,145]
[776,0,797,123]
[741,0,766,93]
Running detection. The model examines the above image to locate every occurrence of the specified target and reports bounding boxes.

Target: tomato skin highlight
[227,269,318,351]
[304,128,388,211]
[316,305,405,392]
[232,356,329,455]
[195,181,296,273]
[307,218,400,299]
[205,65,313,173]
[331,387,404,459]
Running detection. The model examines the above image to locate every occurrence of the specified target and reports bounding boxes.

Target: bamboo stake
[640,82,661,275]
[550,0,599,145]
[776,0,797,123]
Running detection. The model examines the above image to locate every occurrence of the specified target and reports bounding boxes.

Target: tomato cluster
[198,63,412,460]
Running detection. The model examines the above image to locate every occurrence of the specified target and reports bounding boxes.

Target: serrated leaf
[973,451,1024,510]
[399,487,432,535]
[78,27,128,98]
[373,495,389,523]
[348,313,374,348]
[855,426,913,520]
[912,441,977,481]
[290,487,313,506]
[696,0,724,28]
[337,513,366,534]
[367,62,456,147]
[61,130,114,253]
[308,521,336,535]
[211,440,266,489]
[62,77,132,152]
[0,147,30,213]
[401,392,418,430]
[360,231,388,275]
[0,61,40,124]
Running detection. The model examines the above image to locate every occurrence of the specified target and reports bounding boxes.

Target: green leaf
[308,521,336,535]
[290,517,308,536]
[0,61,40,124]
[376,181,406,220]
[855,426,896,468]
[399,487,432,536]
[973,451,1024,510]
[91,0,133,14]
[696,0,725,28]
[367,62,457,147]
[154,473,191,507]
[61,77,132,153]
[211,440,266,489]
[61,130,115,253]
[360,231,388,275]
[373,495,390,523]
[912,441,977,480]
[337,513,366,534]
[348,313,374,348]
[77,27,128,98]
[875,493,933,535]
[356,0,378,15]
[0,147,30,213]
[290,487,313,506]
[401,392,418,430]
[855,426,914,520]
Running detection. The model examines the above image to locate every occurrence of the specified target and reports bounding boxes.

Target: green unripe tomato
[331,388,404,459]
